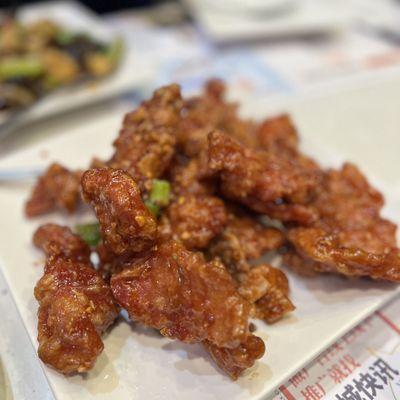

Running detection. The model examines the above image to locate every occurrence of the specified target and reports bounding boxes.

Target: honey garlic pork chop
[110,240,264,379]
[160,193,228,251]
[26,85,182,220]
[177,79,257,157]
[33,224,118,374]
[81,168,158,256]
[111,240,251,348]
[160,154,228,250]
[25,163,82,218]
[108,84,182,192]
[82,168,249,348]
[81,167,265,378]
[26,79,400,383]
[206,130,319,225]
[204,334,265,380]
[238,264,295,324]
[168,155,214,196]
[33,223,91,262]
[208,208,285,274]
[256,114,298,155]
[285,163,400,281]
[256,114,321,173]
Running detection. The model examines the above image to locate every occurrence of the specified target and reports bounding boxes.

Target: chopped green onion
[149,179,171,207]
[75,222,101,247]
[55,30,77,45]
[106,37,124,65]
[145,199,160,217]
[0,57,44,80]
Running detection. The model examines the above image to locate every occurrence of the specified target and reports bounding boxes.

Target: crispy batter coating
[257,203,318,226]
[282,249,317,277]
[34,225,118,374]
[169,155,214,196]
[178,79,256,157]
[238,264,295,323]
[203,334,265,380]
[206,130,318,224]
[208,209,284,273]
[256,114,320,172]
[25,163,81,217]
[162,153,227,250]
[111,240,251,348]
[285,163,400,281]
[81,168,158,256]
[286,227,400,281]
[33,223,90,262]
[27,80,400,381]
[256,114,298,154]
[164,193,228,250]
[108,84,181,191]
[95,241,123,281]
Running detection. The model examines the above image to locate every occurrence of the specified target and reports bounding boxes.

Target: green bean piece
[55,30,77,45]
[106,37,124,65]
[0,57,44,80]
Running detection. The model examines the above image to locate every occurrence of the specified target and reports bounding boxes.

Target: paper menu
[270,297,400,400]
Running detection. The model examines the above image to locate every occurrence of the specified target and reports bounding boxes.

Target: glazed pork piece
[208,208,285,273]
[25,163,81,217]
[203,334,265,380]
[111,240,251,348]
[108,84,182,192]
[27,80,400,383]
[256,114,298,155]
[238,264,295,323]
[177,79,257,157]
[111,241,265,378]
[160,154,228,250]
[95,241,123,281]
[161,193,228,250]
[81,168,158,256]
[33,223,91,262]
[82,168,264,377]
[256,114,320,172]
[285,163,400,281]
[25,85,182,218]
[33,224,118,374]
[168,155,214,196]
[206,130,319,224]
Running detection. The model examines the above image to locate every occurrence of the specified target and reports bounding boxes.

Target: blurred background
[2,0,400,95]
[3,0,155,12]
[2,0,400,148]
[2,0,400,101]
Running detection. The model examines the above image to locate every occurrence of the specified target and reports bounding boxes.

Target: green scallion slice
[75,222,101,247]
[149,179,171,207]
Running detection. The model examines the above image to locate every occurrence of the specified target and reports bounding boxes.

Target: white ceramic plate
[2,1,154,131]
[0,357,11,400]
[200,0,298,15]
[0,79,400,399]
[183,0,353,43]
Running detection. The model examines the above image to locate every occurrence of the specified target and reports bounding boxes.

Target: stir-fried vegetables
[0,57,44,80]
[0,19,123,112]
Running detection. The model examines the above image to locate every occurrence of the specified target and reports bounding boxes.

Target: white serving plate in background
[183,0,353,43]
[0,78,400,399]
[2,1,154,131]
